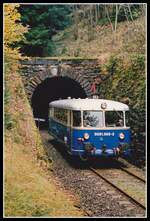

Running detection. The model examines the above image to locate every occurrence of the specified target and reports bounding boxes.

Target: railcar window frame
[49,107,54,117]
[125,110,130,127]
[72,110,82,127]
[53,107,68,126]
[105,110,125,127]
[83,110,104,128]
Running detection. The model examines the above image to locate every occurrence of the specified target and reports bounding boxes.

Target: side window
[54,108,68,125]
[125,111,130,127]
[49,108,54,117]
[54,108,58,120]
[61,109,68,124]
[73,111,81,127]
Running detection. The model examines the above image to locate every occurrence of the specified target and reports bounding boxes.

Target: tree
[18,5,72,56]
[4,3,28,59]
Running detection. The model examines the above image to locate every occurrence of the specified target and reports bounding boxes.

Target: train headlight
[119,133,125,140]
[84,133,90,140]
[101,102,107,109]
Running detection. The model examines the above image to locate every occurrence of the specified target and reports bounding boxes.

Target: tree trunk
[124,6,129,23]
[95,5,98,25]
[87,6,94,41]
[105,5,114,32]
[127,4,133,21]
[114,5,118,32]
[74,5,79,40]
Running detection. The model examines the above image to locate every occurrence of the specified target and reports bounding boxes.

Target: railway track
[90,166,146,210]
[116,157,145,182]
[40,131,146,217]
[119,166,145,183]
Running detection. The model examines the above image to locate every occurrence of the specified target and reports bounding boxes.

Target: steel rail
[90,167,146,210]
[119,166,145,183]
[113,158,146,183]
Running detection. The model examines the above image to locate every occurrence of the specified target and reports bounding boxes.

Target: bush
[98,54,145,160]
[4,85,14,130]
[5,112,14,130]
[46,41,56,56]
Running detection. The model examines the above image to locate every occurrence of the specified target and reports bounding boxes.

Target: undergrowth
[4,58,84,217]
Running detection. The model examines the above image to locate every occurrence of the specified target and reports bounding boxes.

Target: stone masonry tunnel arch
[31,76,87,128]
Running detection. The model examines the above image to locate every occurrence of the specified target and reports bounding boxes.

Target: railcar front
[48,99,131,159]
[71,109,131,158]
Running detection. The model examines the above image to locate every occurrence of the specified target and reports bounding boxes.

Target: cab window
[83,111,103,128]
[105,111,124,127]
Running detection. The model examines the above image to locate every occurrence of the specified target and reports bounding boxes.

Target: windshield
[105,111,124,127]
[83,111,104,128]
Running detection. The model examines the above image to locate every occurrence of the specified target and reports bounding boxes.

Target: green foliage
[105,56,119,72]
[5,112,14,130]
[131,5,143,19]
[5,183,52,217]
[99,55,145,155]
[46,40,56,56]
[13,134,21,144]
[15,83,25,99]
[61,47,67,55]
[4,86,15,130]
[4,87,10,105]
[19,5,72,56]
[97,5,143,26]
[4,62,14,130]
[4,91,15,130]
[98,17,109,25]
[130,54,145,71]
[100,55,145,108]
[110,5,142,23]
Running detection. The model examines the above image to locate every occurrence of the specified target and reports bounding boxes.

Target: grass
[5,136,83,217]
[4,61,85,217]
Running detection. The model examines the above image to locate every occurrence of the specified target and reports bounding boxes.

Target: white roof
[49,98,129,111]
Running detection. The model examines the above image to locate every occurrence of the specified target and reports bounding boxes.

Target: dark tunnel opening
[31,76,87,129]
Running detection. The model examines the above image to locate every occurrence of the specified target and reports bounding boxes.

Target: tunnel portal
[31,76,87,128]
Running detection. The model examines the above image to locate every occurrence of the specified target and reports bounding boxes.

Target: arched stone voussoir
[25,68,92,101]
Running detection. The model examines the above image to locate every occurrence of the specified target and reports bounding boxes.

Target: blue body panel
[49,118,131,157]
[71,129,131,156]
[49,118,71,147]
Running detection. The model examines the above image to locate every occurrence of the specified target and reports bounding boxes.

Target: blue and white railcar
[48,98,131,158]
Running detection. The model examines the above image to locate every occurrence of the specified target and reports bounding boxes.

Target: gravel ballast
[40,130,146,217]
